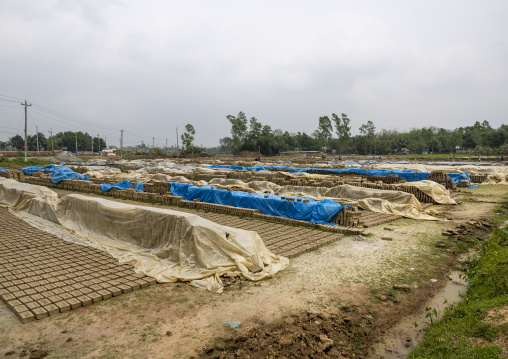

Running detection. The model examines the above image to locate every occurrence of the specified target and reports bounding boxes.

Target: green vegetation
[0,156,54,166]
[5,131,106,152]
[409,227,508,358]
[218,112,508,156]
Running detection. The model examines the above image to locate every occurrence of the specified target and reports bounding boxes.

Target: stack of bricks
[0,208,157,323]
[428,171,457,190]
[469,174,488,183]
[331,202,361,227]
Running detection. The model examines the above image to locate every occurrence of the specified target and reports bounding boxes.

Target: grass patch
[409,227,508,358]
[0,157,54,167]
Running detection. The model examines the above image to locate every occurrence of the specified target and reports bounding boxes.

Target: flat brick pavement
[0,207,157,324]
[172,208,343,258]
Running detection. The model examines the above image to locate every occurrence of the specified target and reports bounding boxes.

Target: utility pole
[165,138,168,154]
[176,127,179,155]
[120,129,124,157]
[91,134,94,154]
[20,100,31,163]
[75,132,78,153]
[152,137,155,148]
[48,129,54,153]
[97,133,101,153]
[36,125,39,154]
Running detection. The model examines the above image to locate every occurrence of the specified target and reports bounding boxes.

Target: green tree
[181,124,196,153]
[359,121,376,154]
[227,111,248,153]
[9,135,25,151]
[219,137,234,154]
[313,116,333,151]
[27,132,47,151]
[332,113,351,154]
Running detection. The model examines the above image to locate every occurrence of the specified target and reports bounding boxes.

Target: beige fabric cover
[0,178,288,292]
[372,163,508,176]
[395,180,456,205]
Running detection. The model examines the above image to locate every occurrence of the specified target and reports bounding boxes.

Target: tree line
[219,112,508,156]
[3,115,507,156]
[2,132,106,152]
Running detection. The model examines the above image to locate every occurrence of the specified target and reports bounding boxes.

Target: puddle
[370,271,467,358]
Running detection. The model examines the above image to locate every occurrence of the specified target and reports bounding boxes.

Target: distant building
[101,149,116,156]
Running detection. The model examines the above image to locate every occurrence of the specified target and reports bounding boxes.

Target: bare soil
[1,184,506,359]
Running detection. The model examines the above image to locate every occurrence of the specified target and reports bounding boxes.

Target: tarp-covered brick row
[206,165,471,185]
[169,182,345,224]
[20,165,90,183]
[0,178,288,292]
[208,179,447,220]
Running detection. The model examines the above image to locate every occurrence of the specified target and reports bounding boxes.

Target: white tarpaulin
[0,178,288,292]
[395,180,456,205]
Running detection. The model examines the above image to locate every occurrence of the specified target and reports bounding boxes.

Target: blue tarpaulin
[100,179,145,192]
[169,182,344,224]
[206,165,471,185]
[448,172,471,186]
[295,168,471,185]
[20,165,43,175]
[48,166,90,184]
[20,165,90,183]
[291,168,430,182]
[0,168,9,172]
[21,164,62,175]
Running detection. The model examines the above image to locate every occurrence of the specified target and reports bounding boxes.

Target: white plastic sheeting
[395,180,456,205]
[207,178,448,220]
[0,178,289,292]
[372,163,508,177]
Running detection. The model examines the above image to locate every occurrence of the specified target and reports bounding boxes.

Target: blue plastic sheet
[448,172,471,186]
[467,184,479,189]
[169,182,344,224]
[19,165,90,183]
[0,168,9,172]
[49,166,90,184]
[206,165,471,185]
[292,168,471,185]
[20,165,42,175]
[20,164,61,175]
[291,168,431,182]
[100,179,145,192]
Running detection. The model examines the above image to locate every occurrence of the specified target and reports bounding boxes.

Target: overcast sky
[1,1,507,148]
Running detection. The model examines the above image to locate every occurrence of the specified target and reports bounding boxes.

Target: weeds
[409,227,508,358]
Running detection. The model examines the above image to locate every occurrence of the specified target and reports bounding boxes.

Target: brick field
[0,207,156,323]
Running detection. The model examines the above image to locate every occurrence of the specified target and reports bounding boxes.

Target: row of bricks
[4,277,157,323]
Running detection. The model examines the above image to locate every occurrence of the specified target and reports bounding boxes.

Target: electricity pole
[20,100,31,163]
[165,138,168,154]
[36,125,39,154]
[75,132,78,153]
[91,134,94,154]
[120,129,124,157]
[48,129,54,153]
[97,133,101,153]
[152,137,155,148]
[176,127,179,155]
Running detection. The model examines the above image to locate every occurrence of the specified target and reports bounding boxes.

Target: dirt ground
[0,184,506,359]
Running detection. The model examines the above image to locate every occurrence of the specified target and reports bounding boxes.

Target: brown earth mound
[200,307,372,358]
